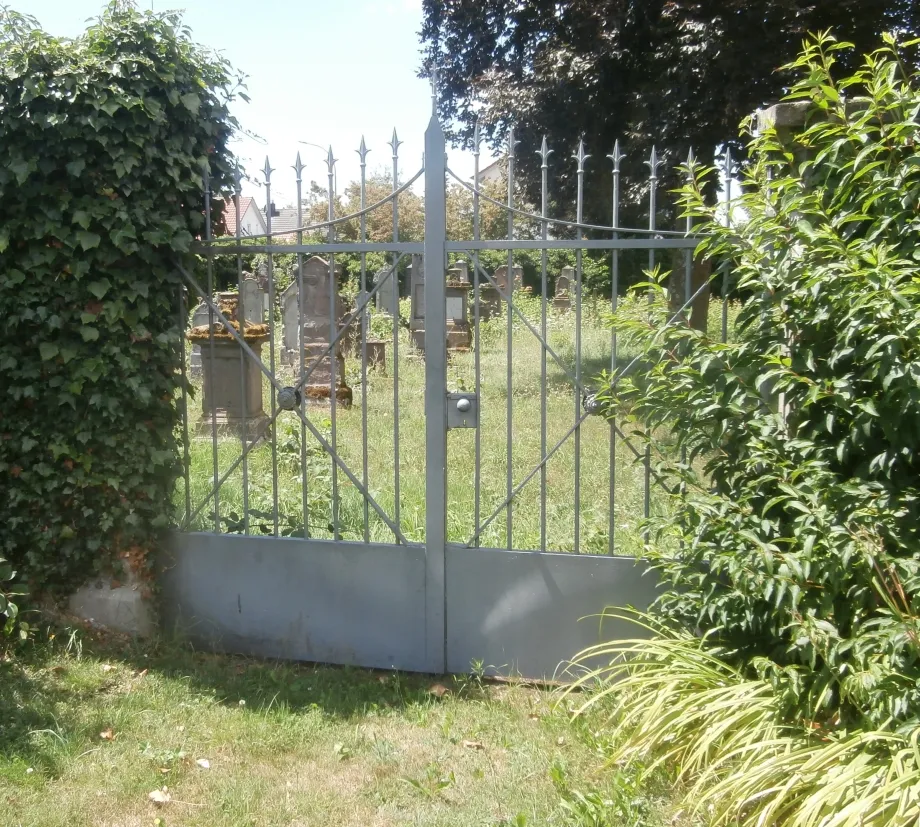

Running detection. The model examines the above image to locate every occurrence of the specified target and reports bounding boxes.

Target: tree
[420,0,918,228]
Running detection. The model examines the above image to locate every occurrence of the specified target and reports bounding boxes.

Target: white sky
[27,0,495,206]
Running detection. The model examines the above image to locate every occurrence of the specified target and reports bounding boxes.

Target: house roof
[222,196,263,237]
[267,207,300,240]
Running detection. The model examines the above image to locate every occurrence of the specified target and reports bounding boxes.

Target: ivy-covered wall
[0,4,239,593]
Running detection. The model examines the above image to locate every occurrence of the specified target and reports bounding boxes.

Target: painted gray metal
[445,546,661,679]
[161,533,430,671]
[423,114,448,674]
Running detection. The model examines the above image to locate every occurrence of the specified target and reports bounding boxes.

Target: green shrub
[602,32,920,731]
[0,555,30,640]
[0,3,239,593]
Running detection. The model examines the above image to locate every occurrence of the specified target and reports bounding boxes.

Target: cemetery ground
[0,626,682,827]
[182,294,738,552]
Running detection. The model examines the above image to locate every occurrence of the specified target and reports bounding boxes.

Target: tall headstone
[299,255,352,406]
[239,275,264,326]
[279,281,299,367]
[375,266,397,313]
[494,264,523,295]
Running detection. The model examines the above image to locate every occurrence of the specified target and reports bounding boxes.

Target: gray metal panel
[160,533,429,672]
[445,546,661,680]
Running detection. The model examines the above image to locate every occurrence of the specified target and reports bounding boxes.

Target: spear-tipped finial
[645,145,663,179]
[537,135,554,167]
[357,135,369,165]
[473,118,481,156]
[685,147,696,178]
[573,138,590,172]
[232,164,243,195]
[293,151,305,180]
[388,128,403,157]
[507,124,520,159]
[325,145,337,174]
[607,139,625,172]
[724,145,733,174]
[262,156,274,183]
[430,67,439,115]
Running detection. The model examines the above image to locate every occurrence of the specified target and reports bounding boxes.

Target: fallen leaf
[148,789,170,806]
[428,683,450,698]
[556,736,565,746]
[176,725,185,733]
[461,739,485,750]
[101,664,115,673]
[377,675,389,684]
[196,758,210,770]
[158,768,170,775]
[99,728,115,741]
[528,713,541,721]
[134,668,148,679]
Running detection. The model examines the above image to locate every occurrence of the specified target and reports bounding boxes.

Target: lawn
[1,628,680,827]
[180,294,739,554]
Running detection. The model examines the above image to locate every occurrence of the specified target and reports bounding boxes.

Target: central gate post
[423,115,448,674]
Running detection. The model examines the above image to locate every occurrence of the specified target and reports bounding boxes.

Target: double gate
[160,112,709,678]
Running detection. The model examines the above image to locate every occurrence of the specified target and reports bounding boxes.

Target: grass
[180,294,740,553]
[0,627,681,827]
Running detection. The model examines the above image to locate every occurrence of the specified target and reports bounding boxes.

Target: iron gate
[160,107,725,678]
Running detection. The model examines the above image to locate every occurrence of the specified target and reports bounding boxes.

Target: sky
[27,0,495,206]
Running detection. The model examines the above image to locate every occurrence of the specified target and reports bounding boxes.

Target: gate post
[423,115,448,674]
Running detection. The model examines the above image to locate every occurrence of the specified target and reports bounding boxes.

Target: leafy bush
[602,32,920,731]
[0,4,240,592]
[0,555,30,640]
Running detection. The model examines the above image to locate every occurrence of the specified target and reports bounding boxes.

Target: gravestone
[189,301,211,379]
[187,292,270,440]
[292,255,352,406]
[554,266,573,310]
[493,264,523,295]
[409,254,425,351]
[375,266,397,313]
[445,265,472,351]
[239,275,264,326]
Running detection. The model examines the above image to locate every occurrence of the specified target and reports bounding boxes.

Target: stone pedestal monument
[187,292,270,440]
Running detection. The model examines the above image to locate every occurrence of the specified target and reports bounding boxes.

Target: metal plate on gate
[447,392,478,429]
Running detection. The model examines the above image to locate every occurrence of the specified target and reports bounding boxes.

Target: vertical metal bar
[537,136,552,552]
[263,157,280,536]
[233,169,250,536]
[178,285,191,525]
[644,147,662,525]
[390,129,403,541]
[505,127,516,550]
[573,140,589,554]
[607,141,624,555]
[358,137,370,542]
[681,149,695,492]
[293,153,308,538]
[472,119,482,547]
[326,147,340,540]
[423,110,448,673]
[203,168,220,533]
[721,147,732,344]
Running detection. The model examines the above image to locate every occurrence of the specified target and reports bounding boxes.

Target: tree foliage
[0,3,240,592]
[604,34,920,731]
[420,0,919,226]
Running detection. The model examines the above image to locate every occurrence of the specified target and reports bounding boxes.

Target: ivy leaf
[39,343,59,361]
[87,280,111,299]
[76,231,101,250]
[67,159,86,177]
[180,93,200,113]
[79,327,100,342]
